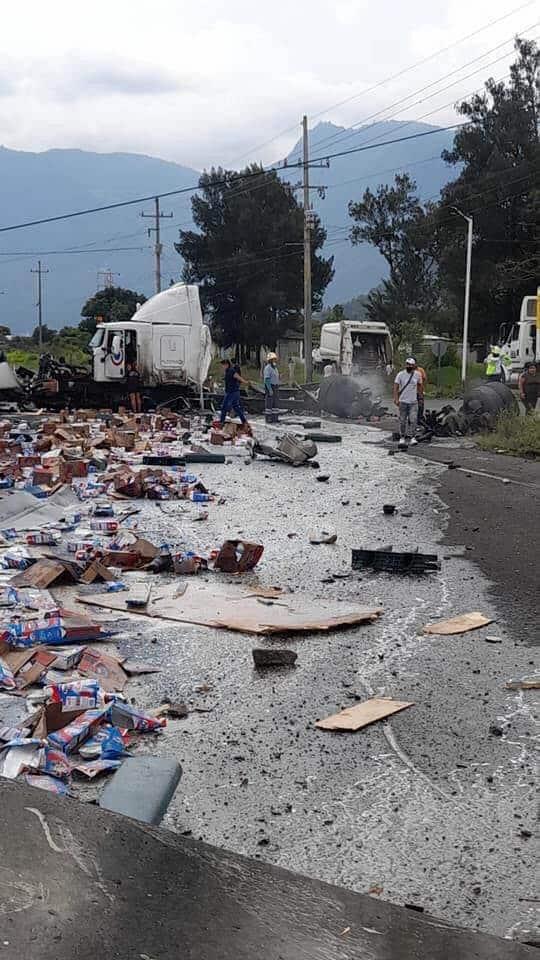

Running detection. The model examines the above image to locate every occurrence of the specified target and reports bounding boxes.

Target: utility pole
[141,197,173,294]
[31,260,49,350]
[452,208,473,385]
[97,269,119,290]
[303,115,313,383]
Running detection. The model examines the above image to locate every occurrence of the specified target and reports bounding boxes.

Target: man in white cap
[263,352,280,412]
[393,357,423,448]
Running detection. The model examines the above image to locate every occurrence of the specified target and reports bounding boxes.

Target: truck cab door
[103,331,126,380]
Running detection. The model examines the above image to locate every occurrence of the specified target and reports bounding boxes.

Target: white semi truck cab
[313,319,393,376]
[89,283,212,392]
[500,291,539,383]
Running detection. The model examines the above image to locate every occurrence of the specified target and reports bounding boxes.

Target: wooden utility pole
[141,197,173,294]
[31,260,49,350]
[303,116,313,383]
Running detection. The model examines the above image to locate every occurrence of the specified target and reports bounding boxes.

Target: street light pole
[302,115,313,383]
[452,208,473,386]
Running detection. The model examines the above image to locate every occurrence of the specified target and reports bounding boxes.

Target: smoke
[349,370,390,402]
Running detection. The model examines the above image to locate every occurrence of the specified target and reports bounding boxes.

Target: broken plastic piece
[352,549,440,574]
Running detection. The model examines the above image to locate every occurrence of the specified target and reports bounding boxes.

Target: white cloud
[0,0,533,167]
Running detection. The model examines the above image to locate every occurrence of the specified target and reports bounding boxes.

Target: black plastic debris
[252,649,298,668]
[352,548,440,574]
[303,432,342,443]
[142,454,186,466]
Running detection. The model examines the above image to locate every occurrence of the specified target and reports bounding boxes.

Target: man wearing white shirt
[393,357,423,448]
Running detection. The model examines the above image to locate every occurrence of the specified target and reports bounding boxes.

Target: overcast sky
[0,0,536,169]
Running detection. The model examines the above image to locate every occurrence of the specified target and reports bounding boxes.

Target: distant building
[276,330,304,363]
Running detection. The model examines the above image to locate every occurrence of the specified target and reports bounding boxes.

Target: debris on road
[505,676,540,691]
[318,375,388,420]
[423,612,493,635]
[303,432,342,443]
[309,530,338,545]
[252,648,298,668]
[316,697,414,731]
[254,433,318,467]
[352,548,440,574]
[80,581,383,635]
[214,539,264,574]
[160,701,190,718]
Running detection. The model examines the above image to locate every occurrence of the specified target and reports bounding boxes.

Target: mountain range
[0,121,457,333]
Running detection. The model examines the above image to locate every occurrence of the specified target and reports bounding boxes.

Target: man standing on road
[393,357,423,448]
[263,352,280,413]
[219,358,250,427]
[519,362,539,414]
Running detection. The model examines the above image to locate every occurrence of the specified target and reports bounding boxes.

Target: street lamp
[451,207,473,386]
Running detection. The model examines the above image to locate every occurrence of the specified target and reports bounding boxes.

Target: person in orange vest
[412,358,427,424]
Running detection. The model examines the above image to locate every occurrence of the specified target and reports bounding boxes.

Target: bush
[477,411,540,458]
[6,349,39,370]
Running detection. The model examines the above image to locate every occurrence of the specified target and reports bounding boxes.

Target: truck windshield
[89,329,105,349]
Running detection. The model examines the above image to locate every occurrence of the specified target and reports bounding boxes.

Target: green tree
[347,39,539,346]
[433,37,540,341]
[325,304,345,323]
[31,324,54,343]
[79,287,147,335]
[175,165,334,353]
[349,174,440,341]
[0,325,11,337]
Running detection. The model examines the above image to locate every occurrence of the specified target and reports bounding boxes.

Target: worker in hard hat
[484,345,512,382]
[263,352,280,413]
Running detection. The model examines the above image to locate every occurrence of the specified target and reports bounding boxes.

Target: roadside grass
[476,411,540,459]
[424,363,485,398]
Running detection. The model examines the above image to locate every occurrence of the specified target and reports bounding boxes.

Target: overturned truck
[317,374,519,437]
[422,382,518,438]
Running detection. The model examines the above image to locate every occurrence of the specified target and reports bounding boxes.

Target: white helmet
[267,352,278,361]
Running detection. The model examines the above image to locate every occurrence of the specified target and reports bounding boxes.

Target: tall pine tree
[175,165,334,353]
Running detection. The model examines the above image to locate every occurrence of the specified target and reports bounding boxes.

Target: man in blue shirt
[219,358,250,426]
[263,352,280,412]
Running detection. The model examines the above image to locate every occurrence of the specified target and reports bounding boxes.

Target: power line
[0,124,467,236]
[315,167,539,243]
[307,25,538,156]
[228,1,536,164]
[308,123,463,165]
[0,246,147,255]
[309,0,537,124]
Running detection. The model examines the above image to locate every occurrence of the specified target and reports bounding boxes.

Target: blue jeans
[220,390,246,424]
[399,401,418,439]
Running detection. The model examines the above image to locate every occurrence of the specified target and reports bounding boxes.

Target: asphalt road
[406,441,540,647]
[75,418,538,944]
[2,779,537,960]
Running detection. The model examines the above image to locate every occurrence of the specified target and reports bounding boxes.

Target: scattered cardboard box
[214,540,264,574]
[423,612,493,635]
[79,582,383,636]
[316,697,414,731]
[78,648,128,692]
